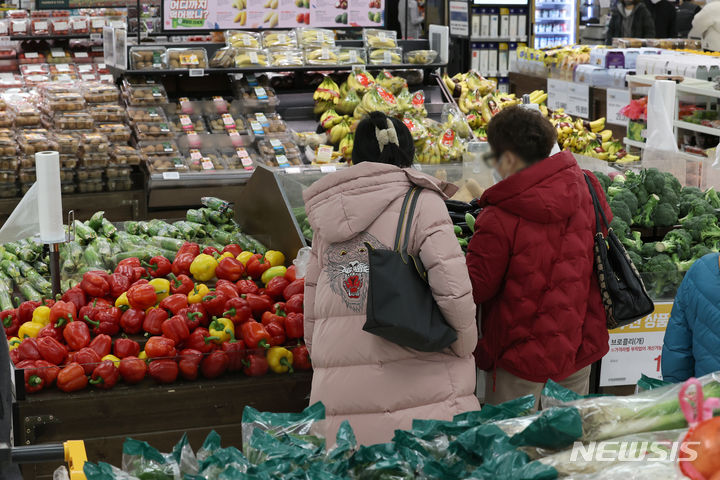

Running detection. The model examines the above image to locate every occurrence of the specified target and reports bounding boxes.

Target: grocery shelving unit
[531,0,578,49]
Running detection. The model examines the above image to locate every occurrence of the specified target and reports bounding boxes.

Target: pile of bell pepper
[3,240,311,394]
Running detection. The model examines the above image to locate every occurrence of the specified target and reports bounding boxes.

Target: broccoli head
[610,217,630,237]
[631,184,650,205]
[681,186,704,200]
[680,214,720,242]
[632,193,660,228]
[621,230,643,253]
[655,228,692,260]
[643,253,683,298]
[674,245,713,272]
[680,198,716,223]
[659,185,679,207]
[641,241,659,258]
[627,250,644,270]
[663,171,682,195]
[592,171,612,192]
[653,202,679,227]
[705,187,720,209]
[610,199,633,225]
[613,189,639,214]
[643,168,666,195]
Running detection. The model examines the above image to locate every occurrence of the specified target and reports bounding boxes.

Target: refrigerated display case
[532,0,578,49]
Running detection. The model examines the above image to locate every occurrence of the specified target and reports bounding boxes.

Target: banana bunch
[299,28,335,48]
[365,32,398,49]
[347,70,375,95]
[306,48,339,65]
[339,133,354,160]
[466,111,484,130]
[376,70,407,95]
[320,109,344,130]
[234,51,268,66]
[227,31,260,48]
[262,11,279,26]
[337,88,360,115]
[329,119,351,144]
[416,138,441,164]
[314,100,334,115]
[357,84,398,118]
[369,49,402,65]
[338,49,366,65]
[527,89,548,105]
[264,31,297,48]
[443,111,472,139]
[588,117,605,133]
[314,77,341,105]
[443,72,496,98]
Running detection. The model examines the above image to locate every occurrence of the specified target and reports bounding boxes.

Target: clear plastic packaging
[248,112,287,137]
[256,137,302,167]
[19,63,49,75]
[405,49,438,64]
[0,157,18,170]
[44,111,94,130]
[145,154,188,174]
[124,85,169,106]
[237,84,279,114]
[10,18,29,36]
[110,145,142,165]
[363,28,398,48]
[207,113,247,134]
[18,169,36,183]
[296,27,335,48]
[50,133,79,154]
[6,10,28,19]
[75,167,104,181]
[0,170,16,186]
[70,16,89,34]
[134,121,174,141]
[50,17,70,35]
[234,49,269,67]
[126,106,167,123]
[89,104,126,123]
[263,30,297,49]
[185,148,226,172]
[46,48,72,64]
[107,177,132,191]
[96,123,132,143]
[89,16,107,33]
[138,140,180,158]
[78,132,110,160]
[105,164,132,179]
[130,46,167,70]
[0,74,23,89]
[11,105,42,128]
[77,179,103,193]
[304,47,340,65]
[48,63,77,75]
[83,82,119,103]
[0,47,15,60]
[60,182,76,194]
[0,111,13,128]
[169,114,206,133]
[369,48,403,65]
[209,46,237,68]
[226,31,262,49]
[269,49,304,67]
[166,48,208,69]
[30,18,50,35]
[42,91,86,112]
[59,154,78,169]
[0,137,17,158]
[338,47,367,65]
[219,146,257,170]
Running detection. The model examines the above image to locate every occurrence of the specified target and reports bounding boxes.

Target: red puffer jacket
[467,150,611,383]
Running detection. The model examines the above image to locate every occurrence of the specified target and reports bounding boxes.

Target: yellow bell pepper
[264,250,286,267]
[18,321,44,339]
[267,346,294,374]
[236,251,255,266]
[148,278,170,303]
[32,306,51,326]
[102,354,121,367]
[261,266,287,285]
[8,337,20,351]
[218,252,234,261]
[138,350,147,361]
[190,254,218,282]
[207,317,234,344]
[188,283,210,304]
[115,292,130,310]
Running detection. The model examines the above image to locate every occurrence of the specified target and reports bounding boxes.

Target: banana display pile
[444,71,640,164]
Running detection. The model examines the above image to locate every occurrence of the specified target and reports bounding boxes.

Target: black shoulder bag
[584,173,654,329]
[363,186,458,351]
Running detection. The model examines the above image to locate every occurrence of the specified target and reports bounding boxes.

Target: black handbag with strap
[363,186,458,351]
[584,173,654,329]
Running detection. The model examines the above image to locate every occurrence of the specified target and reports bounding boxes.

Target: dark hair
[486,106,558,165]
[352,111,415,167]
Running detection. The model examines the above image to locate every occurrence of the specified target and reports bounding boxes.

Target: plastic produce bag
[121,438,180,480]
[541,380,606,409]
[325,420,357,475]
[455,395,536,426]
[636,374,672,392]
[562,459,679,479]
[509,407,583,450]
[241,402,325,453]
[170,433,198,476]
[84,461,140,480]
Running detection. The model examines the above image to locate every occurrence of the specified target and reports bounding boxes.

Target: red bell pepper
[50,301,76,328]
[114,337,140,358]
[18,300,41,325]
[222,340,246,372]
[1,308,18,336]
[120,308,145,335]
[159,294,188,316]
[114,263,136,280]
[203,246,220,256]
[143,308,168,336]
[261,309,286,328]
[168,273,194,296]
[89,360,120,389]
[9,348,20,365]
[178,348,203,380]
[92,298,113,308]
[57,363,88,392]
[74,347,101,375]
[242,354,269,377]
[130,278,149,288]
[37,337,68,365]
[285,294,304,314]
[88,307,121,336]
[133,266,148,281]
[240,321,271,350]
[127,283,157,310]
[18,360,45,393]
[265,276,289,300]
[292,344,311,370]
[215,279,239,299]
[285,312,304,340]
[243,293,273,318]
[145,255,172,278]
[178,242,200,257]
[223,297,252,326]
[88,334,112,358]
[37,324,64,343]
[161,315,190,345]
[185,327,214,354]
[178,306,202,331]
[201,350,228,379]
[148,359,178,384]
[80,271,110,298]
[17,338,41,361]
[118,257,141,268]
[145,336,177,359]
[283,279,304,301]
[119,356,147,384]
[172,252,196,277]
[246,255,271,280]
[201,291,229,317]
[35,359,60,385]
[215,257,245,282]
[108,273,131,300]
[265,321,286,346]
[236,279,259,296]
[222,244,243,257]
[285,265,298,282]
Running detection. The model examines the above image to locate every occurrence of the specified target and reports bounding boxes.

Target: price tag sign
[189,68,204,77]
[600,302,672,387]
[162,171,180,180]
[286,167,302,174]
[316,145,334,164]
[606,88,631,127]
[548,79,590,119]
[320,165,337,173]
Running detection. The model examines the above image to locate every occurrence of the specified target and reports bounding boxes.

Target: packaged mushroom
[50,133,79,154]
[17,132,52,156]
[269,49,304,67]
[185,148,226,172]
[145,154,188,174]
[83,82,119,103]
[369,48,403,65]
[89,104,126,123]
[96,123,132,143]
[363,28,398,48]
[234,49,269,67]
[226,31,262,49]
[209,47,237,68]
[263,30,297,49]
[169,114,206,133]
[138,140,180,158]
[166,48,208,69]
[304,47,340,65]
[126,106,167,124]
[296,27,335,48]
[207,113,247,134]
[124,85,169,106]
[110,145,142,165]
[130,46,167,70]
[133,121,174,141]
[107,178,132,191]
[44,111,94,130]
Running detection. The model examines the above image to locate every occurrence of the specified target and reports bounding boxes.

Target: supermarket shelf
[675,79,720,99]
[470,35,528,42]
[623,137,646,149]
[9,33,92,40]
[534,17,571,22]
[534,31,572,36]
[674,120,720,137]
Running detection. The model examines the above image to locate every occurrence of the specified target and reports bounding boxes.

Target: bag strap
[400,187,422,261]
[583,173,610,235]
[394,187,416,251]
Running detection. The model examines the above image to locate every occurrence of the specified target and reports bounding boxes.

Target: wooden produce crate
[15,372,312,480]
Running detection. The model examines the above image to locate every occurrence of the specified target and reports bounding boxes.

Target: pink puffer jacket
[303,162,479,446]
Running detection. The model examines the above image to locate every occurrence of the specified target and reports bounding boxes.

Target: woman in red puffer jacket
[466,106,612,408]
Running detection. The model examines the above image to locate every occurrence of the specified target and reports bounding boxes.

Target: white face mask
[492,168,504,184]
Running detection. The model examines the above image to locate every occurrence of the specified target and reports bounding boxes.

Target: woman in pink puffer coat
[303,112,480,446]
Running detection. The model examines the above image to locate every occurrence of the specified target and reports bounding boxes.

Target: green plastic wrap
[637,374,671,391]
[121,438,180,480]
[509,407,583,450]
[241,403,325,451]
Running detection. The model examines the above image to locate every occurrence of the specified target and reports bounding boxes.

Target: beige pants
[483,365,592,411]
